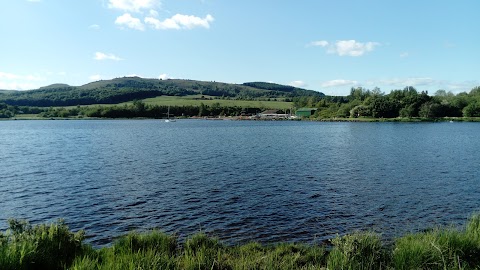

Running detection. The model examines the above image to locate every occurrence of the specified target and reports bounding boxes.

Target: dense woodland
[1,77,479,119]
[294,86,480,119]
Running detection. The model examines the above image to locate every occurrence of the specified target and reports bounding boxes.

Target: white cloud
[145,14,214,30]
[149,9,159,17]
[94,52,123,61]
[108,0,160,12]
[158,73,172,80]
[0,71,45,90]
[289,80,307,88]
[327,40,380,56]
[115,13,145,30]
[89,24,100,30]
[145,17,179,29]
[89,75,102,81]
[321,79,359,88]
[306,40,329,47]
[400,52,409,58]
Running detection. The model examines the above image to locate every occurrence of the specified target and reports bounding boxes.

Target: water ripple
[1,120,480,246]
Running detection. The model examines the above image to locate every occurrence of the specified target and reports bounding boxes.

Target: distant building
[255,109,290,119]
[295,108,317,117]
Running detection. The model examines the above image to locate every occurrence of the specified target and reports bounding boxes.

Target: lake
[1,119,479,246]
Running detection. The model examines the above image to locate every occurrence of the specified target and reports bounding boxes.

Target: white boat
[165,106,176,122]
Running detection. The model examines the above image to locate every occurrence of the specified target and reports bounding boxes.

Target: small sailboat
[165,106,176,122]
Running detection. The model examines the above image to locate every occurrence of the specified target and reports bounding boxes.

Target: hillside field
[138,95,293,109]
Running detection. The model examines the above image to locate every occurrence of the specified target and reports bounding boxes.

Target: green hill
[0,90,16,94]
[0,77,324,107]
[39,83,71,89]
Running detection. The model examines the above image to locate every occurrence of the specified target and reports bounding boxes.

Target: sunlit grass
[139,95,293,109]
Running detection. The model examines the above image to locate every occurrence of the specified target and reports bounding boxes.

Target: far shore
[3,114,480,122]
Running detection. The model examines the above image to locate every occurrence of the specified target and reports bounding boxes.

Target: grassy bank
[2,215,480,269]
[139,95,293,109]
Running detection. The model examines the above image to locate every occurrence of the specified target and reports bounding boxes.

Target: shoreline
[3,115,480,122]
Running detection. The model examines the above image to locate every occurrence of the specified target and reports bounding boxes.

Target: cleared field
[10,114,44,120]
[139,95,293,109]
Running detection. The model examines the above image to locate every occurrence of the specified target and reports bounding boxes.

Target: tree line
[38,101,266,119]
[294,86,480,119]
[0,103,44,118]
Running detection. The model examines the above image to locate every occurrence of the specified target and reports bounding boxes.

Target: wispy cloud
[108,0,160,12]
[400,52,409,58]
[309,40,380,57]
[372,77,437,87]
[89,24,101,30]
[329,40,380,56]
[115,13,145,30]
[321,79,359,88]
[145,14,214,30]
[306,40,328,48]
[289,80,307,88]
[94,52,123,61]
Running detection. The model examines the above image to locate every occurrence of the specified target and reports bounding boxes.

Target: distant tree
[349,87,370,101]
[198,103,206,117]
[463,102,480,117]
[470,86,480,96]
[419,101,442,118]
[350,105,371,118]
[367,96,399,118]
[399,105,416,118]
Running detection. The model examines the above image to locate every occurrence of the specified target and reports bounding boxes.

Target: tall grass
[327,232,386,270]
[4,214,480,269]
[393,214,480,270]
[0,219,85,270]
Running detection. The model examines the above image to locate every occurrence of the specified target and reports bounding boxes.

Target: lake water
[1,119,479,246]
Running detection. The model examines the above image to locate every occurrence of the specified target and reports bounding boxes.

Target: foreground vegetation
[3,215,480,269]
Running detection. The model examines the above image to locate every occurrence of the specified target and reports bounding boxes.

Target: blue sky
[1,0,478,95]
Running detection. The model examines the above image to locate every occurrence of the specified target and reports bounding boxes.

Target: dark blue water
[1,120,479,246]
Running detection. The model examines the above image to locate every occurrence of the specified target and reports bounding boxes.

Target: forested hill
[0,77,324,107]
